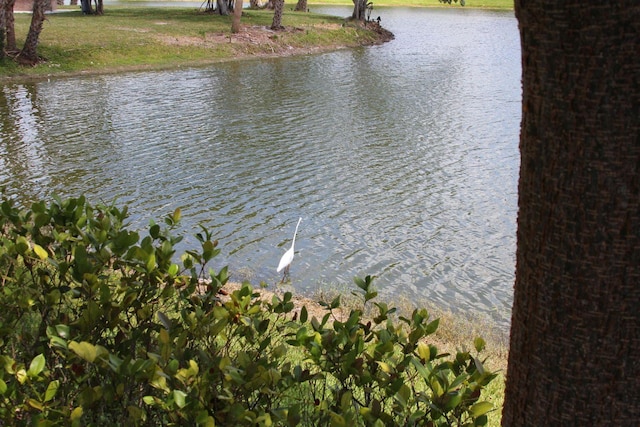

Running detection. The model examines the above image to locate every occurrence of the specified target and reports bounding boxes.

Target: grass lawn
[1,7,387,80]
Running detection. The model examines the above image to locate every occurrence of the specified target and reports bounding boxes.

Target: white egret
[277,217,302,282]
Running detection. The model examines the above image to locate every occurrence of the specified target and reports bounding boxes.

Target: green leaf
[196,411,216,427]
[300,305,308,323]
[28,354,46,377]
[474,337,486,352]
[149,224,160,239]
[376,361,392,373]
[168,263,179,276]
[15,236,30,255]
[55,324,71,339]
[16,369,27,384]
[33,244,48,260]
[411,357,431,381]
[158,311,172,331]
[159,328,170,345]
[473,356,485,376]
[146,253,156,272]
[417,341,431,361]
[27,398,44,411]
[71,406,84,422]
[470,401,493,418]
[0,379,7,395]
[173,390,187,408]
[44,380,60,402]
[425,318,440,335]
[69,341,107,363]
[443,391,462,411]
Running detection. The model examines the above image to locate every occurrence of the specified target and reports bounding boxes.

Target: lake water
[0,6,521,328]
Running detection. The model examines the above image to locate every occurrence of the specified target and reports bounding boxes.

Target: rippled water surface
[0,7,520,328]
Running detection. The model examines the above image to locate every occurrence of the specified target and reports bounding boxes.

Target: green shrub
[0,195,496,426]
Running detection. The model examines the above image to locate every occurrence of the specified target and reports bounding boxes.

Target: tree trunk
[294,0,306,12]
[270,0,283,30]
[351,0,367,21]
[230,0,242,33]
[3,0,16,52]
[214,0,228,15]
[80,0,92,14]
[248,0,260,9]
[95,0,103,15]
[19,0,48,65]
[0,0,5,59]
[503,1,640,426]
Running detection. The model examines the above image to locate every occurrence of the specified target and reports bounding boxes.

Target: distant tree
[270,0,283,29]
[231,0,242,33]
[351,0,370,21]
[80,0,90,13]
[0,0,5,59]
[18,0,48,65]
[203,0,231,15]
[502,1,640,425]
[294,0,306,12]
[216,0,230,15]
[1,0,17,53]
[80,0,103,15]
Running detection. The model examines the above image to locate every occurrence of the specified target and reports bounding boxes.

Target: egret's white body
[277,217,302,280]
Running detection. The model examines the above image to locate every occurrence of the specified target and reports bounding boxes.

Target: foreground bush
[0,195,496,426]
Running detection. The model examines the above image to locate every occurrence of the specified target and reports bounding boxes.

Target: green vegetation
[0,7,386,81]
[0,195,500,425]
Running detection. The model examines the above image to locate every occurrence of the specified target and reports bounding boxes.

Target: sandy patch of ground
[154,21,392,57]
[216,281,349,323]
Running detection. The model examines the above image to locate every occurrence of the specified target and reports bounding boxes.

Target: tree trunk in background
[230,0,242,33]
[19,0,48,65]
[80,0,91,14]
[270,0,283,30]
[0,0,5,59]
[502,1,640,426]
[214,0,229,15]
[248,0,260,9]
[351,0,367,21]
[3,0,15,52]
[294,0,306,12]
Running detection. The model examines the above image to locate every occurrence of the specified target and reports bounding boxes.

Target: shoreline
[219,281,509,372]
[0,10,394,84]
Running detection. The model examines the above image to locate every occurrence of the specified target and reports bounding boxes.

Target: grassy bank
[1,7,388,81]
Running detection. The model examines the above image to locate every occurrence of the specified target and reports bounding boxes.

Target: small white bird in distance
[277,217,302,282]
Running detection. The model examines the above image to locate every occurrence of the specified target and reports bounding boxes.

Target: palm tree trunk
[0,0,6,59]
[270,0,283,30]
[3,0,16,52]
[231,0,242,33]
[503,1,640,425]
[19,0,48,65]
[294,0,306,12]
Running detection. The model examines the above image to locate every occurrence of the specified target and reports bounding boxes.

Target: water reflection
[0,7,520,329]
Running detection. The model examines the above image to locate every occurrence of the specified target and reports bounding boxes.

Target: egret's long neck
[291,218,302,248]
